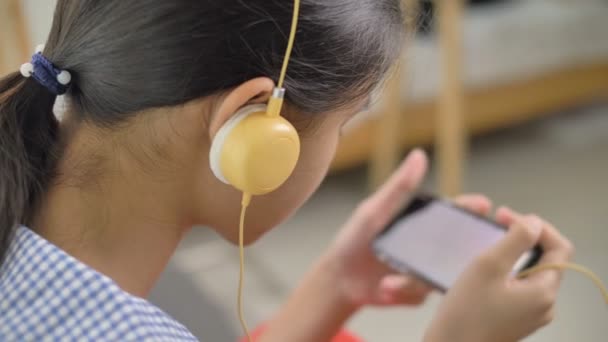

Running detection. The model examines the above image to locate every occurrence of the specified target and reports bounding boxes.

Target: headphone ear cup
[209,104,267,185]
[209,104,301,195]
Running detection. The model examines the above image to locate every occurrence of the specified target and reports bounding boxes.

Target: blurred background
[1,0,607,341]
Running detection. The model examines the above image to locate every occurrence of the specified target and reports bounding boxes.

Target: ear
[209,77,275,139]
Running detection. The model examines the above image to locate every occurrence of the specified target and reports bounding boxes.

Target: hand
[424,208,574,342]
[321,149,493,307]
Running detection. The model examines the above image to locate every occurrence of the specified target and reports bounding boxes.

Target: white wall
[22,0,56,45]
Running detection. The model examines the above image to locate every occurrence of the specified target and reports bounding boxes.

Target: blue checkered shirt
[0,226,198,341]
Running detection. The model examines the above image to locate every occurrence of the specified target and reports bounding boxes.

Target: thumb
[489,216,543,272]
[362,149,428,229]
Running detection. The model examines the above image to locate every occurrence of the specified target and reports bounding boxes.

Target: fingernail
[410,148,426,160]
[527,216,543,235]
[386,276,411,290]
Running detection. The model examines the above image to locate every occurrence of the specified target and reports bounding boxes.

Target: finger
[379,290,430,306]
[378,275,433,305]
[381,274,434,293]
[536,216,574,262]
[453,194,493,217]
[496,206,519,227]
[363,149,428,228]
[522,216,574,288]
[486,215,543,272]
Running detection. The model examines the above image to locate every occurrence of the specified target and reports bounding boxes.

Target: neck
[31,131,198,297]
[33,179,192,298]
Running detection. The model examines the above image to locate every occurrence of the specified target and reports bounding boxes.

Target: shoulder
[0,281,197,341]
[78,295,199,341]
[115,296,199,341]
[0,227,198,341]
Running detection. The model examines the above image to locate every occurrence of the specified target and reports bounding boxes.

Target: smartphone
[373,194,542,292]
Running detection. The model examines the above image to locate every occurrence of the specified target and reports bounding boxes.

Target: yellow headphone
[209,100,300,198]
[210,1,302,341]
[209,1,302,201]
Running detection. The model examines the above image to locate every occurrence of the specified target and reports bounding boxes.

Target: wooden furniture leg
[436,0,466,196]
[369,0,420,190]
[369,63,403,189]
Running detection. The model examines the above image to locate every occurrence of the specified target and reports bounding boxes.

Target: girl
[0,0,572,341]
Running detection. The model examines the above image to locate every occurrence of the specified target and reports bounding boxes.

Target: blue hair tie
[20,45,72,96]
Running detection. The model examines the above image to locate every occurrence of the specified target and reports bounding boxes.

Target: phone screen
[373,196,540,291]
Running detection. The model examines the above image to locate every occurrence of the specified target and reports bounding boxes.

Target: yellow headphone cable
[238,193,252,342]
[237,1,301,340]
[519,263,608,304]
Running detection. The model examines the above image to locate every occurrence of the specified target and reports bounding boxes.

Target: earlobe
[208,77,275,140]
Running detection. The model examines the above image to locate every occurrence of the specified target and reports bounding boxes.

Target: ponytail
[0,72,61,263]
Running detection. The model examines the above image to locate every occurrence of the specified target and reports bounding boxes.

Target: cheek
[288,126,342,202]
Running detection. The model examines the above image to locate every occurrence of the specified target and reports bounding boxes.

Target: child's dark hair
[0,0,403,262]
